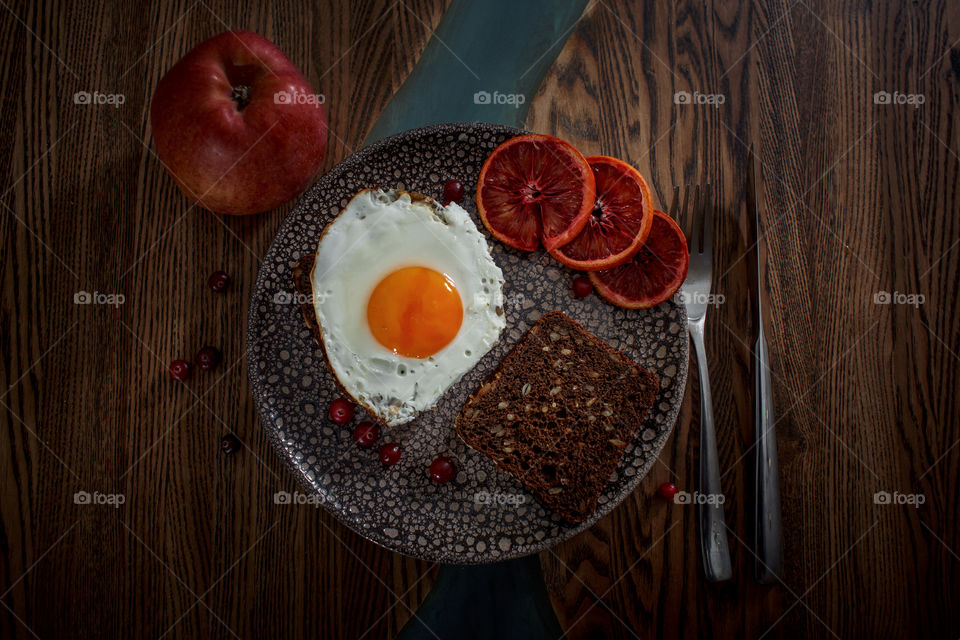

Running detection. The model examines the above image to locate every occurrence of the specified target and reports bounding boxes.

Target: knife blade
[747,146,782,583]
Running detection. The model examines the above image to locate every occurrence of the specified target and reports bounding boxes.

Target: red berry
[195,346,221,371]
[572,276,593,299]
[328,398,354,424]
[352,421,380,447]
[208,270,230,293]
[429,456,457,483]
[657,482,678,500]
[379,442,402,465]
[221,434,240,454]
[169,359,192,381]
[442,179,465,205]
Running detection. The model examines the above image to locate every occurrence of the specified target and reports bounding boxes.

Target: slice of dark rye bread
[455,311,659,523]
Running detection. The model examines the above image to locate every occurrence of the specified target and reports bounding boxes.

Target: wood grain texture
[1,0,958,638]
[530,0,960,638]
[0,1,447,638]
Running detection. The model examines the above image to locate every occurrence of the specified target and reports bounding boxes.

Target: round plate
[248,122,688,563]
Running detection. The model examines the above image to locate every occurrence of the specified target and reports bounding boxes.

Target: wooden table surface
[2,1,958,638]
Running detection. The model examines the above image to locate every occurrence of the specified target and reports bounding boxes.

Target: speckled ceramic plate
[248,122,688,563]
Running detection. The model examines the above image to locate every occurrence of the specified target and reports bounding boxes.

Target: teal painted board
[364,0,590,143]
[395,556,565,640]
[366,2,589,637]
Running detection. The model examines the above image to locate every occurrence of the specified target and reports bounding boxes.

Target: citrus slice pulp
[476,134,596,251]
[589,209,689,309]
[549,156,654,270]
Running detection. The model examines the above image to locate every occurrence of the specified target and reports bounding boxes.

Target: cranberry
[196,346,222,371]
[572,276,593,299]
[441,179,465,205]
[169,359,192,381]
[352,421,380,447]
[379,442,402,465]
[221,434,241,454]
[208,270,230,293]
[657,481,678,500]
[429,456,457,483]
[328,398,354,424]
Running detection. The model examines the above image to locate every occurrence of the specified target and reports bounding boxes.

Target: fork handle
[689,324,733,582]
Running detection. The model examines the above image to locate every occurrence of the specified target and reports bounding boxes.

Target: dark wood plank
[1,0,958,638]
[531,1,771,637]
[1,1,447,638]
[530,0,960,638]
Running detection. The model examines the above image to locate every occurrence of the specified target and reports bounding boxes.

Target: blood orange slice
[549,156,654,271]
[589,209,689,309]
[476,134,596,251]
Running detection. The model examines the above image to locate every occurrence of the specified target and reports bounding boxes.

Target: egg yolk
[366,266,463,358]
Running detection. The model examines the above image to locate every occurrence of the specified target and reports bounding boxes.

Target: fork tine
[703,182,716,252]
[681,184,693,249]
[690,184,703,253]
[668,185,681,220]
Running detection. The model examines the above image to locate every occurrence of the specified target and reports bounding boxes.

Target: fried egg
[311,188,505,426]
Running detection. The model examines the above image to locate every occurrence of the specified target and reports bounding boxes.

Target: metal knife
[747,146,782,583]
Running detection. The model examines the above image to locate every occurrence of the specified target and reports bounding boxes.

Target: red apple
[151,30,328,215]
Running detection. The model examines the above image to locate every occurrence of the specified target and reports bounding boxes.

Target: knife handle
[754,330,782,583]
[689,324,732,582]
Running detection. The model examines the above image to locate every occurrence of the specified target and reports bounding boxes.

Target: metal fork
[671,184,732,583]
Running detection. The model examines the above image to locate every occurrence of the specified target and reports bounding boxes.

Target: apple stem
[230,85,252,110]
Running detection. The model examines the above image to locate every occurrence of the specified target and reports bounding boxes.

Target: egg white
[311,188,505,426]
